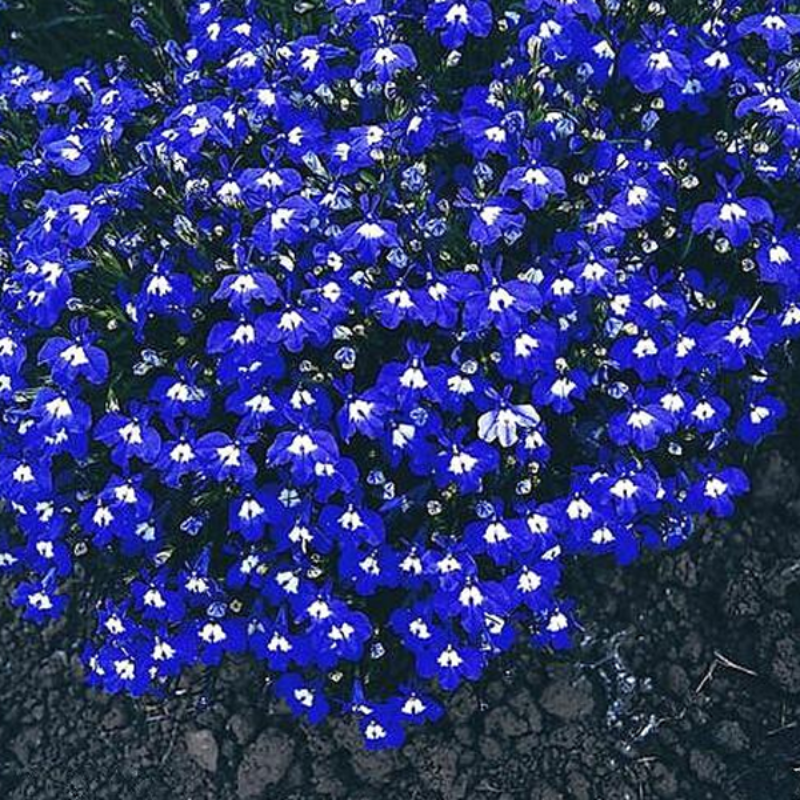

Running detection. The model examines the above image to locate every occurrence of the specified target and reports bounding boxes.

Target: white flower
[478,403,540,447]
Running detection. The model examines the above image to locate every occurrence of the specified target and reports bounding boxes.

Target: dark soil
[3,445,800,800]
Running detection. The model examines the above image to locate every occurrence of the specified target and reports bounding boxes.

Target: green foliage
[0,0,186,73]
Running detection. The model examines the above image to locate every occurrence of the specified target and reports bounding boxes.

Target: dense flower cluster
[0,0,797,748]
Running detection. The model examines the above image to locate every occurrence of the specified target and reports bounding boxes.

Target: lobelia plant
[0,0,798,749]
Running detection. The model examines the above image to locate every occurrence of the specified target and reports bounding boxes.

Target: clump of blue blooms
[0,0,797,749]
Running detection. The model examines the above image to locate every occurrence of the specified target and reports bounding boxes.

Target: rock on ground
[236,729,295,799]
[185,729,219,773]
